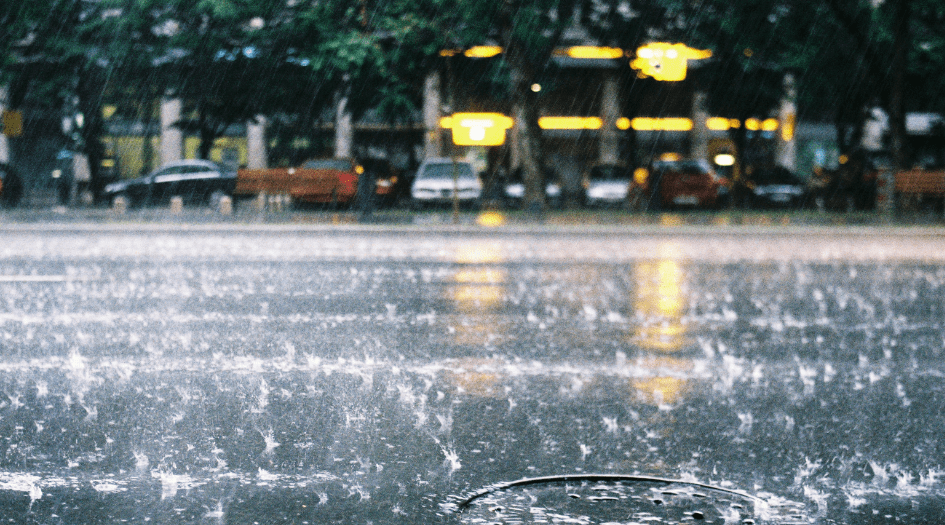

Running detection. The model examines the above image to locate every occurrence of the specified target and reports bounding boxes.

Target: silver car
[582,163,633,207]
[410,158,482,208]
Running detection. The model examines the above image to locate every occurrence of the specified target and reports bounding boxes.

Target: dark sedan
[0,163,23,207]
[746,166,810,209]
[103,160,236,207]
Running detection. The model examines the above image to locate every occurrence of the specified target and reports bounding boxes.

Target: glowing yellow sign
[630,43,712,81]
[630,117,693,131]
[562,46,625,59]
[441,112,514,146]
[706,117,732,131]
[537,116,602,130]
[439,46,503,58]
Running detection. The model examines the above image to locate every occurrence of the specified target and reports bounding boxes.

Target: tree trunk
[889,0,911,170]
[76,72,105,199]
[500,16,546,212]
[508,68,544,212]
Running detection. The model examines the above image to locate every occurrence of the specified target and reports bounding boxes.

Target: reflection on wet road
[0,227,944,523]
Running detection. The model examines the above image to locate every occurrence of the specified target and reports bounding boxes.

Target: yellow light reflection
[455,243,504,264]
[448,243,508,347]
[745,118,761,131]
[441,358,504,398]
[622,251,692,407]
[477,211,506,227]
[633,374,688,406]
[616,117,631,130]
[660,214,684,227]
[633,254,687,351]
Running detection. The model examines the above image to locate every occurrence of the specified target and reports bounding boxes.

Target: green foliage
[3,0,945,168]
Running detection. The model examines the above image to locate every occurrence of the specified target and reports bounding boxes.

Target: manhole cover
[449,474,810,524]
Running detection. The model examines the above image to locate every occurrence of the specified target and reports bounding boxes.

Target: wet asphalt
[0,215,944,524]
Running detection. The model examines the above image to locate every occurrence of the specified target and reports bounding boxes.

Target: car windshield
[654,160,711,174]
[302,159,351,170]
[589,165,632,180]
[753,167,803,185]
[418,162,475,180]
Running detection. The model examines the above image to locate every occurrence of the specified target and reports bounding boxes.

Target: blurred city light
[563,46,625,59]
[631,43,712,81]
[538,116,602,130]
[631,117,693,131]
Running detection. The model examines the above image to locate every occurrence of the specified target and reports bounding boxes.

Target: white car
[582,163,633,207]
[410,158,482,208]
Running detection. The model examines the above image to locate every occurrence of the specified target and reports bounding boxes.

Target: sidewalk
[2,204,944,237]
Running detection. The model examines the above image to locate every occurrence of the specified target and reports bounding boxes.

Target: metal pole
[452,156,459,224]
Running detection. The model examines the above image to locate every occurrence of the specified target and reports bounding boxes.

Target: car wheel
[0,167,24,208]
[208,190,227,207]
[111,192,130,209]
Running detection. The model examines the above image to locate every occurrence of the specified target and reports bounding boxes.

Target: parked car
[745,165,810,209]
[503,167,562,209]
[632,157,727,211]
[103,160,236,207]
[361,158,405,207]
[0,163,23,208]
[410,158,482,208]
[582,163,632,207]
[234,157,362,207]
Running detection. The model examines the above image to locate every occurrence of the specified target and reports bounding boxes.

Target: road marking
[0,275,72,282]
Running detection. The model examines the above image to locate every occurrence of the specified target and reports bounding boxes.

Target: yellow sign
[439,46,503,58]
[630,117,693,131]
[2,110,23,137]
[537,116,602,130]
[441,112,514,146]
[630,43,712,81]
[561,46,624,59]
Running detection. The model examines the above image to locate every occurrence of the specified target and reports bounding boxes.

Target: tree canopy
[3,0,944,187]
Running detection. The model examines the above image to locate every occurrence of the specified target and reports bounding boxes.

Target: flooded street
[1,224,944,523]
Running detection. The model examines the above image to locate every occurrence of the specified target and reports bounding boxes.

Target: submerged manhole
[449,474,810,524]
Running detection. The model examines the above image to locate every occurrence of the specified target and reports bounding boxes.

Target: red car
[631,157,728,211]
[235,157,363,206]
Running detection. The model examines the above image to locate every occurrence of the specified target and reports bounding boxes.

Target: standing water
[0,228,944,523]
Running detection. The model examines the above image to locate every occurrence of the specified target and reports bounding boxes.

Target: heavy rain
[2,0,945,524]
[0,226,944,523]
